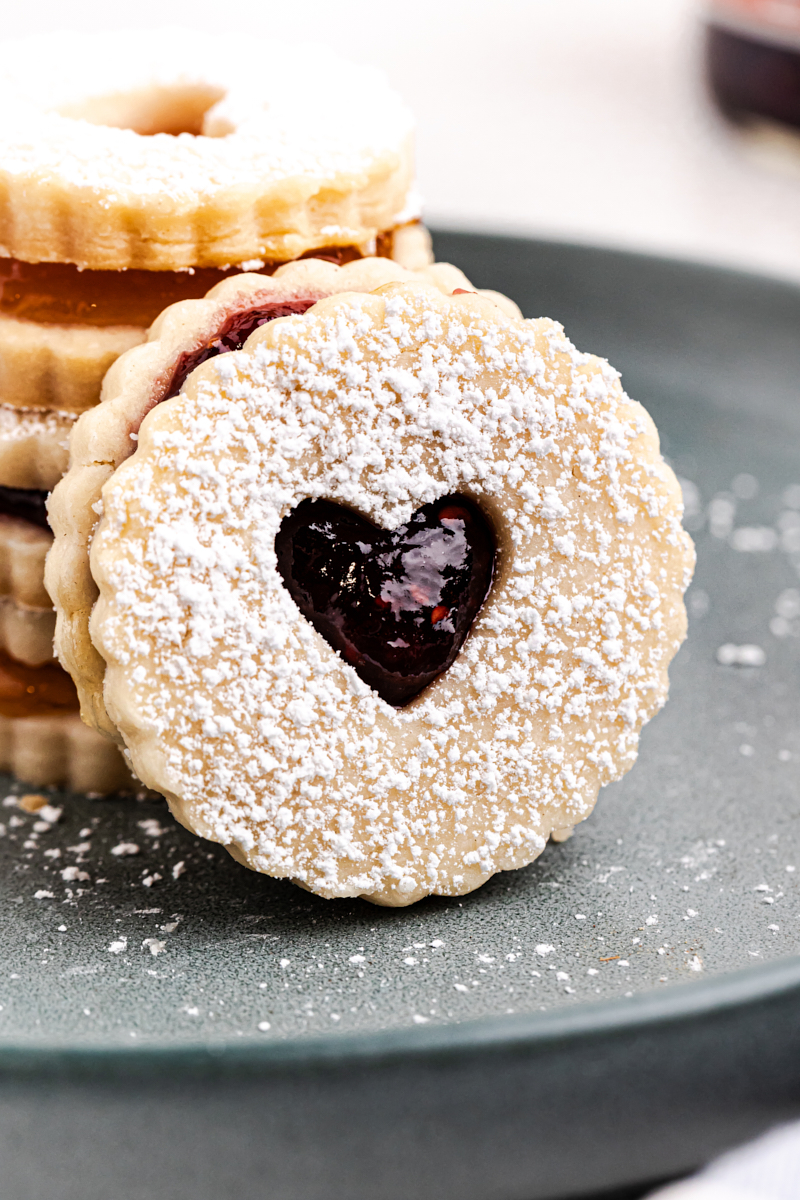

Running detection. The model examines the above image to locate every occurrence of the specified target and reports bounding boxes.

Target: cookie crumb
[18,793,48,813]
[110,842,140,857]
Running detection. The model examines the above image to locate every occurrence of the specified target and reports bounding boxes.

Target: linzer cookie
[0,29,431,790]
[0,30,422,271]
[88,283,693,905]
[46,258,520,739]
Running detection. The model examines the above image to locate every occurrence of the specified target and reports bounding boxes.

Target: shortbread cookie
[0,29,431,548]
[0,515,52,610]
[0,407,75,491]
[0,711,132,792]
[89,283,694,905]
[46,258,520,738]
[0,312,144,413]
[0,647,131,790]
[0,30,417,270]
[0,489,55,665]
[0,599,55,668]
[0,31,434,794]
[0,513,131,785]
[385,223,433,272]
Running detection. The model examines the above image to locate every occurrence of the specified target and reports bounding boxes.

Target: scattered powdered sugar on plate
[0,774,795,1043]
[716,643,766,667]
[676,472,800,655]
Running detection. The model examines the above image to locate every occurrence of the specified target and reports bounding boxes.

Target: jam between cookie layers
[0,223,432,424]
[0,651,78,720]
[0,227,416,330]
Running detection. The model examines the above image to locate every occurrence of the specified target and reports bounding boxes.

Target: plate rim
[3,953,800,1076]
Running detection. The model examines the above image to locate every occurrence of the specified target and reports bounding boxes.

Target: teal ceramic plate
[1,234,799,1200]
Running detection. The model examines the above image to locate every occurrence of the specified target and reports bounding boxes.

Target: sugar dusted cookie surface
[90,284,693,905]
[0,406,76,491]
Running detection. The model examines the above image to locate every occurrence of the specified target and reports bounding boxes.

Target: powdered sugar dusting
[0,404,75,447]
[0,32,412,205]
[91,284,692,905]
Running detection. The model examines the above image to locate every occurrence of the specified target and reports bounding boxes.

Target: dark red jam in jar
[706,0,800,130]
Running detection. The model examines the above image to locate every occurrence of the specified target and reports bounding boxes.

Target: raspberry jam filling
[0,229,397,328]
[0,652,80,719]
[0,487,49,531]
[275,495,495,707]
[165,299,319,401]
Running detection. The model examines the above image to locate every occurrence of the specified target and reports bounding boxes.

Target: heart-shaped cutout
[275,495,495,706]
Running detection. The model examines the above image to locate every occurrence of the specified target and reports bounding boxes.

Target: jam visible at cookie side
[0,226,402,328]
[275,495,495,707]
[0,653,80,719]
[0,487,49,531]
[166,299,319,400]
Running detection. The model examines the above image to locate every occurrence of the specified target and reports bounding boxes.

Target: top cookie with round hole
[0,30,417,270]
[89,282,694,906]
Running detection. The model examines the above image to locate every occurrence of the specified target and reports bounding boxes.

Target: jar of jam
[706,0,800,130]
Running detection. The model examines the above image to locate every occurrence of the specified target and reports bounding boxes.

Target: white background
[7,0,800,281]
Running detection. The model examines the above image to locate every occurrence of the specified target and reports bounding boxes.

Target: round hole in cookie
[57,83,228,137]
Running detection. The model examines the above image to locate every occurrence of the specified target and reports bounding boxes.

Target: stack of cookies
[0,30,693,904]
[0,29,436,791]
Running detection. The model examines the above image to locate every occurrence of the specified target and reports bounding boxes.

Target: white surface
[4,0,800,278]
[652,1120,800,1199]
